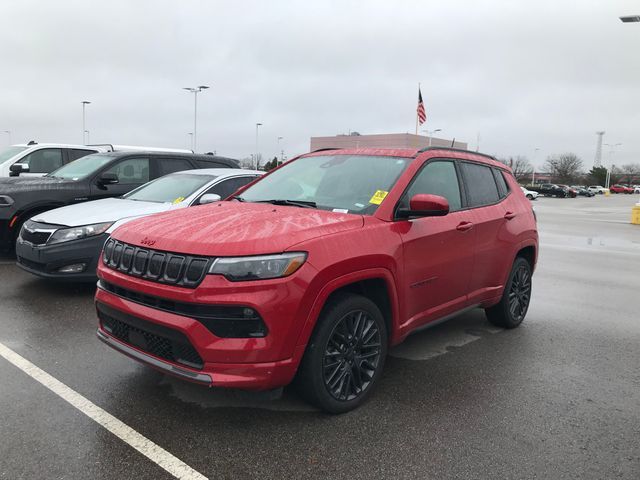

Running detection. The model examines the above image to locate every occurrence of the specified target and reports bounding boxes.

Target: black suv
[0,151,239,250]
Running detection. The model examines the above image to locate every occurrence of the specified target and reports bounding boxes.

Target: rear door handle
[504,211,516,220]
[456,221,474,232]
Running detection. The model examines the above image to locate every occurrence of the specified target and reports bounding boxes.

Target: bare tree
[544,153,583,184]
[496,156,533,182]
[618,163,640,184]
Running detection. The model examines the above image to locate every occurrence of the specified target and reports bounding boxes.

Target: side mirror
[397,194,450,219]
[9,163,29,176]
[199,193,221,205]
[97,172,119,186]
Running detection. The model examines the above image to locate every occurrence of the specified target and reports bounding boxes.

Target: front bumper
[15,233,108,282]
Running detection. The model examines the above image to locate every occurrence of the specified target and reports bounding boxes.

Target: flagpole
[415,82,420,135]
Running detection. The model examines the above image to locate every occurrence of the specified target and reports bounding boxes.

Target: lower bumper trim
[96,328,213,386]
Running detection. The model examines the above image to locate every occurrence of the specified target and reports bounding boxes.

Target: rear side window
[492,169,509,198]
[103,157,150,184]
[203,176,256,200]
[460,162,500,207]
[67,149,97,162]
[401,160,462,211]
[157,158,194,176]
[197,160,235,169]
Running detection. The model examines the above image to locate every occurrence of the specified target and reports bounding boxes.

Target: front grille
[97,303,204,369]
[20,221,58,245]
[102,239,211,288]
[99,280,268,338]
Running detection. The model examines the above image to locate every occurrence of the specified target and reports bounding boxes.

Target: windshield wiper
[256,199,317,209]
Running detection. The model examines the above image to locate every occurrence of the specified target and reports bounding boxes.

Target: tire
[296,293,388,413]
[485,257,532,329]
[526,194,533,200]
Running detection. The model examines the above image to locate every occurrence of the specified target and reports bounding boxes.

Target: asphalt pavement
[1,194,639,479]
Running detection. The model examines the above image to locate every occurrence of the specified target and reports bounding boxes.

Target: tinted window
[197,160,232,169]
[401,160,462,211]
[157,158,194,176]
[205,176,256,200]
[104,157,149,184]
[67,149,97,162]
[21,148,63,173]
[493,169,509,198]
[461,162,500,207]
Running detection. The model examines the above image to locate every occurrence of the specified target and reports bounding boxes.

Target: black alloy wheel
[323,309,382,401]
[486,256,533,329]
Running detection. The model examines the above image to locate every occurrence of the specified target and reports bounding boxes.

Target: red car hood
[111,202,364,256]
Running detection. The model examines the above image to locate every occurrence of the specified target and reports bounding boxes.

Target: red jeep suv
[95,147,538,413]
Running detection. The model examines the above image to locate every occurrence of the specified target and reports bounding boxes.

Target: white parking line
[0,341,208,480]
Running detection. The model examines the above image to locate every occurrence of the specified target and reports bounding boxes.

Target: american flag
[417,88,426,125]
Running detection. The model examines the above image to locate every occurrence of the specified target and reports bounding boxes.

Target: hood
[31,197,177,227]
[0,175,75,194]
[112,202,365,256]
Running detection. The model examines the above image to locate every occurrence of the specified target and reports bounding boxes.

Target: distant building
[310,133,468,151]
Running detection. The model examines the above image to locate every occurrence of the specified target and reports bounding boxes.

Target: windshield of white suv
[238,154,410,214]
[0,146,27,163]
[47,153,116,180]
[123,173,217,203]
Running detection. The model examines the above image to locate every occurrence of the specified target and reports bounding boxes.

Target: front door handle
[456,221,474,232]
[504,211,516,220]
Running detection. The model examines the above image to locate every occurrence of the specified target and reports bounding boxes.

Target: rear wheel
[486,257,532,329]
[526,194,533,200]
[296,293,387,413]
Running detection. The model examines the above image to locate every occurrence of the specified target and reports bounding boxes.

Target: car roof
[172,168,262,177]
[89,151,239,162]
[12,143,103,149]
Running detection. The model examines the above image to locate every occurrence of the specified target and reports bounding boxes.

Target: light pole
[81,101,91,144]
[421,128,442,147]
[255,123,263,169]
[277,136,283,162]
[186,132,193,150]
[183,86,209,152]
[532,148,540,185]
[2,130,10,145]
[603,143,622,188]
[84,130,90,144]
[619,15,640,22]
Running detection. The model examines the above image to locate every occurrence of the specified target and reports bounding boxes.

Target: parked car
[570,186,595,197]
[0,142,105,177]
[558,185,577,198]
[588,185,606,194]
[95,147,538,413]
[634,186,640,194]
[534,183,567,197]
[15,169,261,281]
[0,151,239,250]
[520,186,538,200]
[609,184,633,194]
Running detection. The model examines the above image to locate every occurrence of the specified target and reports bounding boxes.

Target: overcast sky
[1,0,638,168]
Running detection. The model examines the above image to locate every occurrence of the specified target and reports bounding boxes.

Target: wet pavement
[1,194,639,479]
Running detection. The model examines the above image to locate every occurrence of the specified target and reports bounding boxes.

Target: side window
[157,158,194,176]
[67,149,97,162]
[203,176,256,200]
[401,160,462,211]
[196,160,230,169]
[492,169,509,198]
[460,162,500,207]
[103,157,149,184]
[19,148,63,173]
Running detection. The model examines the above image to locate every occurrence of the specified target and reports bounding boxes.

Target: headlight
[47,222,113,245]
[209,252,307,281]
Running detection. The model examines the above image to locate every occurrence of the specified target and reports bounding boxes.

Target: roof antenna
[450,138,455,147]
[27,140,37,145]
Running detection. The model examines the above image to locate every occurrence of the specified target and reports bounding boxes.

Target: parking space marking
[0,341,208,480]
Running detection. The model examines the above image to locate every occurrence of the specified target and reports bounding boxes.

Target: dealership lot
[1,195,638,479]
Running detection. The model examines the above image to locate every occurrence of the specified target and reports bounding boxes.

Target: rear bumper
[15,233,107,281]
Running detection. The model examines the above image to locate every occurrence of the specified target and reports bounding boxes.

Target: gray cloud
[1,0,638,168]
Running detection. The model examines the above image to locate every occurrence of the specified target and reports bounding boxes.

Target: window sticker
[369,190,389,205]
[172,196,185,204]
[332,208,349,213]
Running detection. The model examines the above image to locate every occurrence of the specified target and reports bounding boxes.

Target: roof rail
[87,143,115,151]
[309,147,343,153]
[416,146,498,161]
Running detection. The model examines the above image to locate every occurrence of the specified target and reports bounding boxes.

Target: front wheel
[296,293,388,413]
[486,257,532,329]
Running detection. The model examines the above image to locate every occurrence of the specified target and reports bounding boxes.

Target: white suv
[0,143,104,177]
[588,185,606,195]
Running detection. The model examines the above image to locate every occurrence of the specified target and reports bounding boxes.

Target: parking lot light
[183,86,210,152]
[619,15,640,22]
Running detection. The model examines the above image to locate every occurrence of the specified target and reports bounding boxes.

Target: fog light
[243,307,256,318]
[57,263,87,274]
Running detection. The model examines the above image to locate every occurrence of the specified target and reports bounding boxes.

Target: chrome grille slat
[102,239,210,288]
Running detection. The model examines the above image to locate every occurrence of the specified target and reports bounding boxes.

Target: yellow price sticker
[172,196,185,204]
[369,190,389,205]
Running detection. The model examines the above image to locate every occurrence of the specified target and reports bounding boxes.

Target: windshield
[123,173,217,203]
[0,146,27,163]
[47,153,116,180]
[239,154,410,214]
